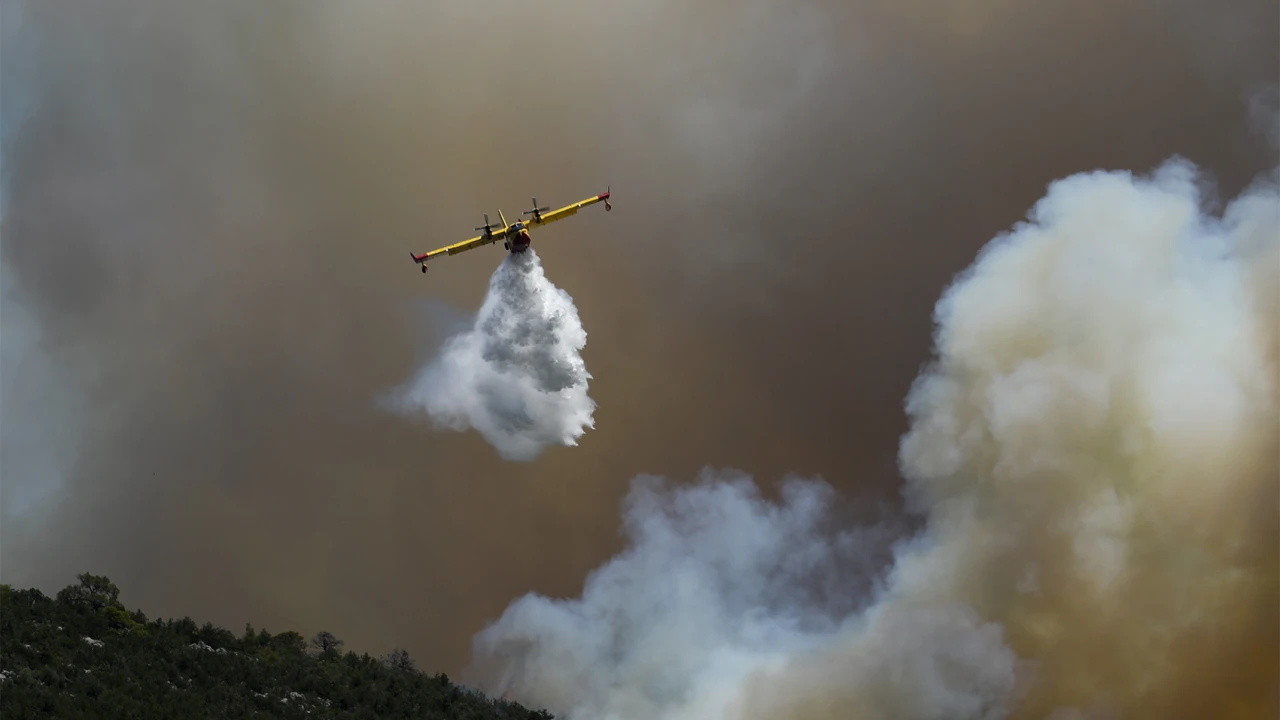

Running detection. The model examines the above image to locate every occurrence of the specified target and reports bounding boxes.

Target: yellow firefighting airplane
[410,188,612,273]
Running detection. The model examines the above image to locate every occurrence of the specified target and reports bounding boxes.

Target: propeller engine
[474,213,499,238]
[522,198,551,223]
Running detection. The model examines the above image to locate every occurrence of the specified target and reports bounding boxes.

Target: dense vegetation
[0,574,551,720]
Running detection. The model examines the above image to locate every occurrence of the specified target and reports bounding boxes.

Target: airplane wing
[525,189,611,229]
[432,232,502,257]
[411,227,508,266]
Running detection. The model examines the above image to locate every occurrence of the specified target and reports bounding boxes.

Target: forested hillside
[0,574,551,720]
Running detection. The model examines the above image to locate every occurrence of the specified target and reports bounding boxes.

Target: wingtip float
[411,188,612,274]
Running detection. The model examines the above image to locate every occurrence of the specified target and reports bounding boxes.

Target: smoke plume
[387,250,595,461]
[469,158,1280,719]
[3,0,1275,679]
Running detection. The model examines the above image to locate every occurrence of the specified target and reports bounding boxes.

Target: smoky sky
[2,0,1276,679]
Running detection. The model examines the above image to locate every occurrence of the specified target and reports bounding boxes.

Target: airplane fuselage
[504,220,533,253]
[509,227,532,253]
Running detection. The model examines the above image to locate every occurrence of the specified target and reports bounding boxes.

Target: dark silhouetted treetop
[311,630,344,654]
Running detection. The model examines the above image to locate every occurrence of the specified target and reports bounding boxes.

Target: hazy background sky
[2,0,1276,681]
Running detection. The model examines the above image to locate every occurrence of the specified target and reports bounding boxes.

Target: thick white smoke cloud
[389,249,595,461]
[468,158,1279,719]
[469,471,905,719]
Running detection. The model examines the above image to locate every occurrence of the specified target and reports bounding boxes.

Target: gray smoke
[0,261,81,520]
[469,470,906,719]
[468,158,1280,719]
[386,249,595,461]
[3,0,1274,684]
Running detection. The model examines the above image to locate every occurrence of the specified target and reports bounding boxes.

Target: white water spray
[390,249,595,461]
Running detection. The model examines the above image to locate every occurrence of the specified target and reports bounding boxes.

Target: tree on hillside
[382,648,416,672]
[311,630,343,654]
[55,573,121,611]
[272,630,308,657]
